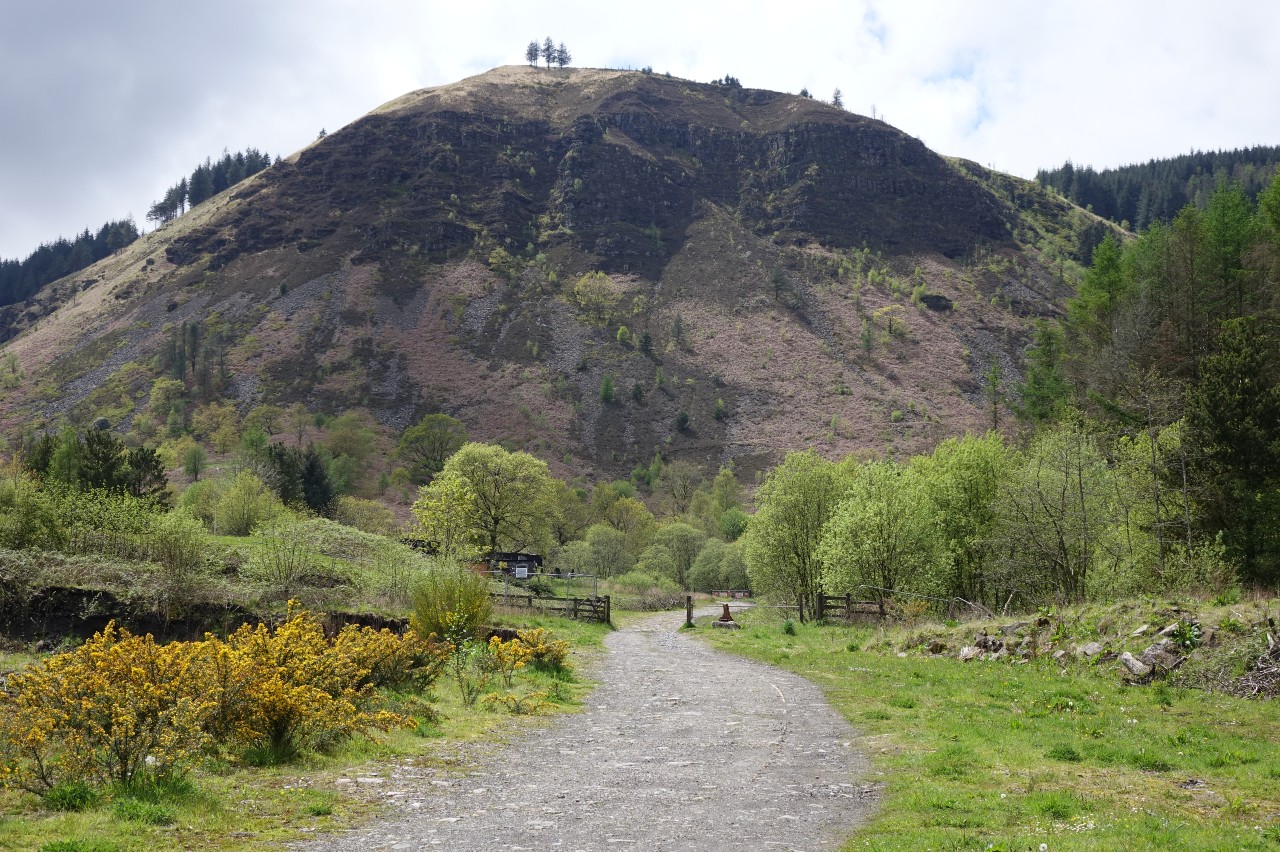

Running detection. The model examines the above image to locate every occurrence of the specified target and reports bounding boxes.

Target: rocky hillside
[0,66,1109,482]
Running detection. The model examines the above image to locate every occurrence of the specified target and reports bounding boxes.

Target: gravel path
[299,609,878,851]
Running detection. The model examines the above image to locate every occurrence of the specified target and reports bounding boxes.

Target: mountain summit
[3,66,1102,480]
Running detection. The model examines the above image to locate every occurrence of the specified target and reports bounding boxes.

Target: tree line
[146,148,275,226]
[1037,146,1280,232]
[0,218,139,308]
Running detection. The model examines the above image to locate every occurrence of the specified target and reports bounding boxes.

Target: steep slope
[1,66,1107,482]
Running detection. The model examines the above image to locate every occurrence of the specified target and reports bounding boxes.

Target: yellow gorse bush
[0,603,433,793]
[515,627,571,673]
[487,636,533,688]
[0,623,212,793]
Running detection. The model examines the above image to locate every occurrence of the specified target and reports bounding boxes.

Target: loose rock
[1119,652,1152,678]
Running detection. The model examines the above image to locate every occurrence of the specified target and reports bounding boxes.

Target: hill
[0,66,1108,483]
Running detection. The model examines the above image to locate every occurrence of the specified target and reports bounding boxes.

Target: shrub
[332,495,398,536]
[213,471,285,536]
[410,564,493,642]
[148,509,213,616]
[202,605,412,760]
[516,627,571,674]
[331,625,450,692]
[242,520,327,598]
[0,623,213,793]
[488,636,533,688]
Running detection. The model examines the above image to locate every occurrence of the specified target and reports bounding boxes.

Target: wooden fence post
[844,592,852,624]
[604,595,611,625]
[685,595,693,627]
[816,595,824,621]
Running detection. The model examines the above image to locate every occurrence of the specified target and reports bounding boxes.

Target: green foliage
[409,562,493,642]
[818,461,943,606]
[742,450,851,618]
[583,523,634,578]
[181,444,206,482]
[332,495,398,536]
[242,519,328,598]
[213,471,287,536]
[41,781,99,812]
[423,443,556,557]
[600,374,615,403]
[396,414,467,485]
[148,509,214,616]
[23,429,166,501]
[1185,316,1280,583]
[652,522,706,590]
[571,271,620,323]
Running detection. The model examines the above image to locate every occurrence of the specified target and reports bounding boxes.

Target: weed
[782,620,796,636]
[41,781,98,812]
[1045,744,1082,762]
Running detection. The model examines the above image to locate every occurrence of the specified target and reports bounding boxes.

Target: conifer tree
[541,37,555,68]
[525,41,539,66]
[555,42,571,68]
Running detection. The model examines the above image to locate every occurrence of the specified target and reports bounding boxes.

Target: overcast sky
[3,0,1279,259]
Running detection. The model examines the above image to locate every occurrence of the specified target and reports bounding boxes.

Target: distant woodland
[0,148,274,310]
[0,219,139,308]
[1037,146,1280,231]
[145,148,274,225]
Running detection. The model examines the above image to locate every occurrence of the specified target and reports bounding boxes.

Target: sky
[3,0,1279,260]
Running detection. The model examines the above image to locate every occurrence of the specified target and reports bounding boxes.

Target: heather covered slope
[0,65,1107,480]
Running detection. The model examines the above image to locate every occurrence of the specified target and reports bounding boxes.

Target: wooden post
[816,595,824,621]
[604,595,611,626]
[844,592,852,624]
[572,598,579,620]
[685,595,693,627]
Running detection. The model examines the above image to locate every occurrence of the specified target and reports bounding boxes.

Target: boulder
[1131,624,1151,637]
[927,639,947,655]
[1158,622,1180,637]
[958,646,981,661]
[1078,641,1104,658]
[1051,650,1069,663]
[1000,621,1030,636]
[1119,652,1152,678]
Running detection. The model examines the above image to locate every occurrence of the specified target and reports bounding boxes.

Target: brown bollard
[718,602,735,623]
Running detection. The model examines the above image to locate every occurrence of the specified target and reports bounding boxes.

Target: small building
[471,552,544,579]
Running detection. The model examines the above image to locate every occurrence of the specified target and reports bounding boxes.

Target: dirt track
[298,609,877,851]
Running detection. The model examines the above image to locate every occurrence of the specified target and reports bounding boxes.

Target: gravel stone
[297,608,877,851]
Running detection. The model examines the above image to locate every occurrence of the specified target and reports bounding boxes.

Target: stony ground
[298,609,878,852]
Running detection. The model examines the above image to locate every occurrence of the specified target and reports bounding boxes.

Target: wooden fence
[816,594,884,622]
[490,592,611,624]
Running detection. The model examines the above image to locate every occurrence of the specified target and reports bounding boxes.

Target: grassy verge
[0,616,609,852]
[701,605,1280,851]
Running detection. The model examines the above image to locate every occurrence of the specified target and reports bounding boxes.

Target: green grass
[701,607,1280,851]
[0,615,607,851]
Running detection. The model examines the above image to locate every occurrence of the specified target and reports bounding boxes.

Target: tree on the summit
[832,88,844,109]
[541,37,555,68]
[525,41,540,66]
[555,42,571,68]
